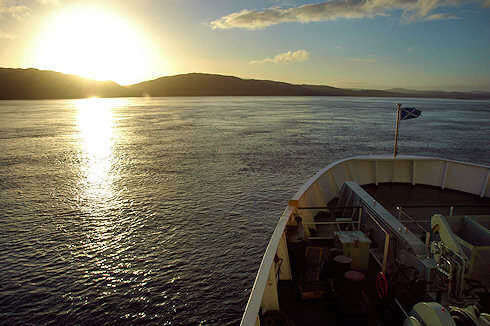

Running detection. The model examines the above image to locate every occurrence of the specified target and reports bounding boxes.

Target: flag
[400,107,421,120]
[393,104,422,157]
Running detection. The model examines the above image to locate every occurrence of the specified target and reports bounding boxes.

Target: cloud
[0,0,57,19]
[0,3,30,18]
[36,0,60,5]
[210,0,487,30]
[407,45,421,52]
[425,13,460,20]
[249,49,310,64]
[349,57,377,63]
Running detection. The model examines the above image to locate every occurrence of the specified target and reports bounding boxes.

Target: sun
[31,6,162,85]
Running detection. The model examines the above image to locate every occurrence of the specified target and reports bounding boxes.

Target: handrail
[360,202,391,236]
[396,207,429,234]
[363,207,391,273]
[397,204,490,217]
[394,204,490,208]
[363,208,390,240]
[397,207,431,247]
[297,205,362,210]
[299,205,363,232]
[302,221,352,225]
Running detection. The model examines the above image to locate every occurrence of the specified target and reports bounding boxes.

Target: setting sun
[31,6,160,85]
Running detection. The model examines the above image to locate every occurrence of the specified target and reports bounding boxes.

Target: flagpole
[394,103,401,158]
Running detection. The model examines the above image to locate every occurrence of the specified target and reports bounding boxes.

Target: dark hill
[1,68,489,100]
[131,73,490,99]
[130,73,399,97]
[0,68,136,100]
[129,73,324,96]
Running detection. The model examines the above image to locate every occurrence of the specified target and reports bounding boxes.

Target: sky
[0,0,489,91]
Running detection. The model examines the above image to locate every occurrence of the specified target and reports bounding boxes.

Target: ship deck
[278,182,490,326]
[363,183,490,223]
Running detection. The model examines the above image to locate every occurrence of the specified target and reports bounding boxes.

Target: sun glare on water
[32,7,159,85]
[75,97,121,205]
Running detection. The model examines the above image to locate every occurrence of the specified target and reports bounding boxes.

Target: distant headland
[1,68,489,100]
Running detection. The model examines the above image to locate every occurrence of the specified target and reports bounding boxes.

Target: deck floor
[278,252,409,326]
[362,183,490,219]
[278,280,338,325]
[363,183,490,240]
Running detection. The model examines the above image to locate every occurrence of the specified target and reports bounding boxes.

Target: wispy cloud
[407,45,421,52]
[210,0,487,30]
[0,0,58,20]
[349,56,377,63]
[249,49,310,64]
[36,0,60,5]
[0,3,30,19]
[425,13,460,20]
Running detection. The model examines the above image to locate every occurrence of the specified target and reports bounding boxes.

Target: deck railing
[297,204,394,274]
[397,204,490,219]
[297,205,362,239]
[396,207,431,247]
[396,204,490,247]
[361,205,392,274]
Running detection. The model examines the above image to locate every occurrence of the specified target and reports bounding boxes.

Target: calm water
[0,97,489,325]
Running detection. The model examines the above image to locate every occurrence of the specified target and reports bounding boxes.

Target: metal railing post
[358,207,362,231]
[382,234,390,274]
[425,231,431,248]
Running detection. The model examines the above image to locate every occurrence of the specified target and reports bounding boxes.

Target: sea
[0,97,489,325]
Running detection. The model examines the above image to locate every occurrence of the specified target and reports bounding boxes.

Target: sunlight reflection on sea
[75,98,119,207]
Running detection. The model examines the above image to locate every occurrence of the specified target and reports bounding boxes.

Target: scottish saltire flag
[400,107,421,120]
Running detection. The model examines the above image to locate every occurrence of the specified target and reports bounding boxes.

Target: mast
[394,103,401,158]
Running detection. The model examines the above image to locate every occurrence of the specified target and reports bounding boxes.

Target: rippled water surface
[0,97,489,325]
